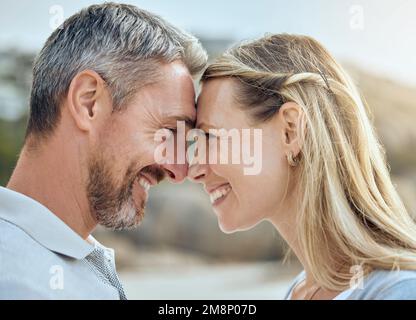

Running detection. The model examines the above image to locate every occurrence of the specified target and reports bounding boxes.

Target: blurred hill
[0,39,415,268]
[347,65,416,173]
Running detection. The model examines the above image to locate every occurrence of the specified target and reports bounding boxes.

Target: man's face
[87,61,196,230]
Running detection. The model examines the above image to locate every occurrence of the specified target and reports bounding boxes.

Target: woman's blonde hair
[202,34,416,290]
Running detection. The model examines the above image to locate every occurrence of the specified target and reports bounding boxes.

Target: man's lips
[140,165,166,185]
[137,176,151,192]
[131,168,163,210]
[138,172,158,186]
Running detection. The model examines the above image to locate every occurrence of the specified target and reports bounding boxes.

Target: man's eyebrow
[196,121,216,130]
[164,115,195,128]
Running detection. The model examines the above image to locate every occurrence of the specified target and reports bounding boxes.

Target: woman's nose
[188,163,209,183]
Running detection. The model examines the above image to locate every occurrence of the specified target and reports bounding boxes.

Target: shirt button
[104,251,112,261]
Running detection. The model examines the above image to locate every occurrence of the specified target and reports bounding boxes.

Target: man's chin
[117,202,145,230]
[97,199,145,231]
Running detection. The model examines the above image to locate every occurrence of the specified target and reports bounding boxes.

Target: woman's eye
[186,132,218,147]
[186,138,196,147]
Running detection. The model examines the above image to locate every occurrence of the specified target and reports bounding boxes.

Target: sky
[0,0,415,86]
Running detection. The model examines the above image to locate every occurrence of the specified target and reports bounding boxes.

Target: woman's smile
[207,183,232,206]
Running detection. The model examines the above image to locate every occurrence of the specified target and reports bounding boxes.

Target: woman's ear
[66,70,109,132]
[278,101,304,156]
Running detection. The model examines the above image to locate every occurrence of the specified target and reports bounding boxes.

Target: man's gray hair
[27,2,207,137]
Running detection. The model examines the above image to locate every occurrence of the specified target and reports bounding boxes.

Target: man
[0,3,207,299]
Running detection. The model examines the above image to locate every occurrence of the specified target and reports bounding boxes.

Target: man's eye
[205,132,217,139]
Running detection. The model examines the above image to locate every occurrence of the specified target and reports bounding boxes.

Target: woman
[188,34,416,299]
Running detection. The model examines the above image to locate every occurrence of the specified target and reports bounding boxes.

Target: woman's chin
[217,215,249,234]
[218,221,238,234]
[217,212,262,234]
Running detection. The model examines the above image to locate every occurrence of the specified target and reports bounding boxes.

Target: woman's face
[189,78,296,233]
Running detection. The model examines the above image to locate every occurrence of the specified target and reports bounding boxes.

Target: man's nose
[161,163,188,183]
[188,163,209,184]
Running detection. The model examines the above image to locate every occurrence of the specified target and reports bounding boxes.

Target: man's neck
[7,138,97,239]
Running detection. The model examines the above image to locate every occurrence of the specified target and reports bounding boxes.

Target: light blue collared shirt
[285,269,416,300]
[0,186,126,299]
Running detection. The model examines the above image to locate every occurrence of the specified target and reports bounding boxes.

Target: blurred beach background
[0,0,415,299]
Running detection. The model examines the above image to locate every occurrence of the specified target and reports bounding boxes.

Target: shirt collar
[0,186,97,259]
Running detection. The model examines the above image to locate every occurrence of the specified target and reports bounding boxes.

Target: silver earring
[287,151,299,167]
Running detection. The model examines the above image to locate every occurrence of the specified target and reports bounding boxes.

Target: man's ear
[278,101,304,156]
[66,70,108,132]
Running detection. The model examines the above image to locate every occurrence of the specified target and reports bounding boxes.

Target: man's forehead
[159,61,195,89]
[131,65,197,127]
[156,63,197,125]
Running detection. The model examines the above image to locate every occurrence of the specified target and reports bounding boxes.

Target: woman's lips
[208,183,232,205]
